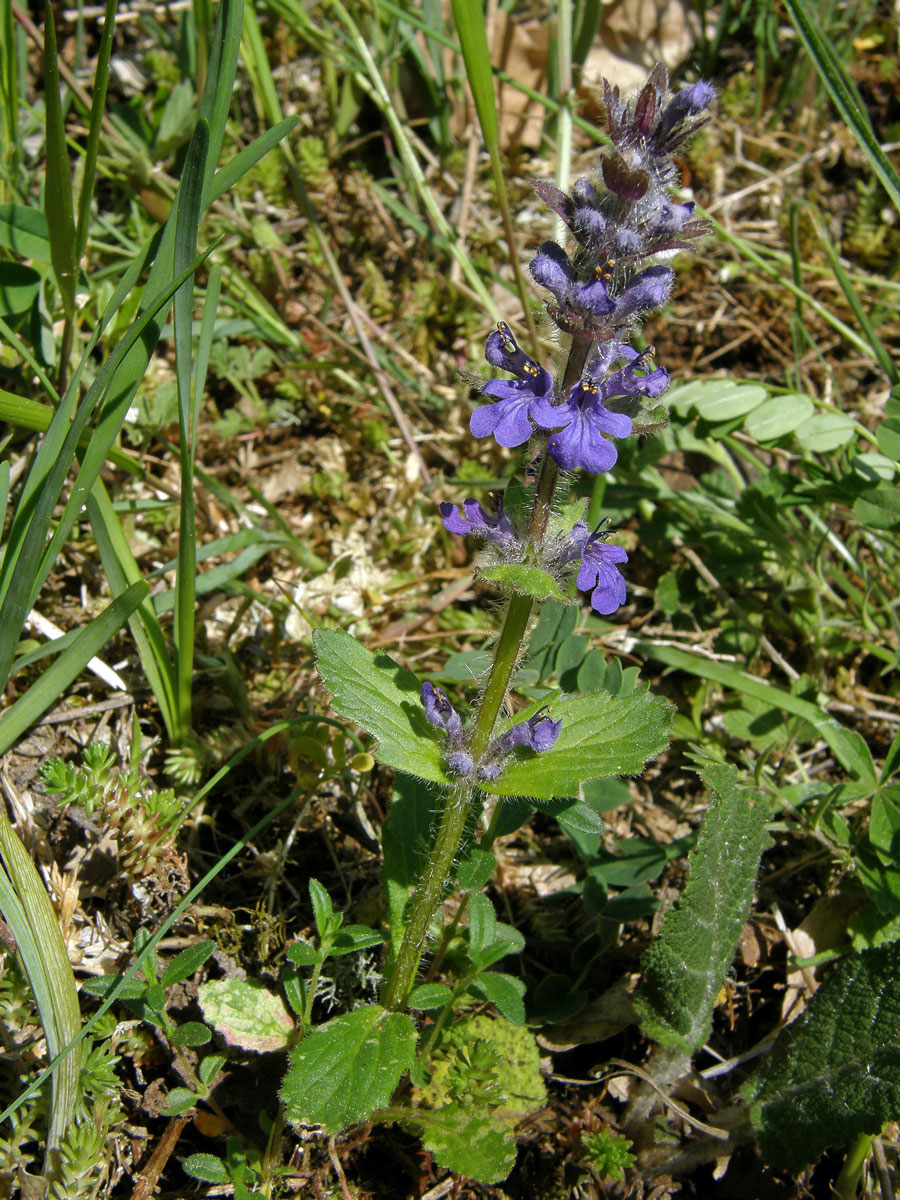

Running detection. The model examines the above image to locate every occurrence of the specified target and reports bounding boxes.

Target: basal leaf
[281,1005,416,1131]
[481,690,671,800]
[313,629,448,784]
[743,942,900,1170]
[418,1108,516,1183]
[634,764,771,1053]
[198,978,294,1053]
[479,563,569,603]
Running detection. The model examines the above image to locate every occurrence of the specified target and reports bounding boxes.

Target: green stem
[470,593,534,759]
[381,781,475,1010]
[382,333,592,1011]
[835,1132,872,1200]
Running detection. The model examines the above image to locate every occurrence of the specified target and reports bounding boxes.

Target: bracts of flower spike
[444,65,713,617]
[421,682,561,781]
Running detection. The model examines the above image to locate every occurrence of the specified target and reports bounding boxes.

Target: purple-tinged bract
[439,498,516,550]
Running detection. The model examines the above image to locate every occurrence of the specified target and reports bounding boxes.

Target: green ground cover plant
[0,0,898,1195]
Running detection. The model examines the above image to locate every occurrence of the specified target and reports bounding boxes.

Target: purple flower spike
[421,681,463,742]
[471,324,554,448]
[569,523,629,615]
[440,498,516,550]
[447,750,475,776]
[533,381,633,475]
[529,241,576,304]
[616,265,674,321]
[498,707,562,755]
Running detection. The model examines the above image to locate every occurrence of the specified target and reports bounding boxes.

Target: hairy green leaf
[198,978,293,1054]
[743,942,900,1170]
[481,690,671,800]
[281,1005,416,1131]
[479,563,569,603]
[470,972,526,1025]
[634,764,771,1053]
[313,630,448,783]
[417,1109,516,1183]
[160,939,216,988]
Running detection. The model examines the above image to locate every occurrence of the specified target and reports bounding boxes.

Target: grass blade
[74,0,118,258]
[207,116,299,205]
[450,0,538,349]
[173,117,210,743]
[0,580,147,755]
[87,482,179,743]
[0,815,82,1179]
[782,0,900,214]
[42,1,76,318]
[0,244,216,693]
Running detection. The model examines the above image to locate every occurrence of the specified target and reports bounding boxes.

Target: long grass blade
[87,482,179,742]
[450,0,537,348]
[173,117,210,743]
[0,580,147,755]
[74,0,118,258]
[0,228,160,606]
[42,1,76,318]
[782,0,900,214]
[0,816,82,1180]
[0,245,216,693]
[208,116,298,205]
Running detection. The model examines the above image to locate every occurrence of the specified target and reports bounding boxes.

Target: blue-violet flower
[421,681,473,776]
[565,521,629,615]
[470,323,553,447]
[497,708,562,754]
[439,497,516,551]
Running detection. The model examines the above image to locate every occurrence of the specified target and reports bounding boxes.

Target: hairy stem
[381,782,475,1011]
[382,334,594,1010]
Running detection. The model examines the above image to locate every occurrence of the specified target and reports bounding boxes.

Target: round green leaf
[854,486,900,529]
[744,394,815,441]
[198,978,294,1053]
[852,452,897,482]
[876,417,900,463]
[0,262,40,315]
[794,411,855,453]
[181,1153,230,1184]
[693,384,768,421]
[171,1021,212,1047]
[665,380,716,415]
